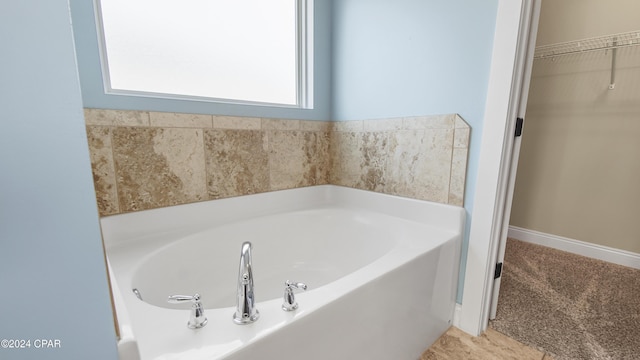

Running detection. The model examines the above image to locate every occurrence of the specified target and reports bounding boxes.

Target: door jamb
[457,0,540,336]
[488,0,541,320]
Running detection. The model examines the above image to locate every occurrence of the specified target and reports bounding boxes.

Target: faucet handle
[167,293,208,329]
[168,294,200,303]
[282,280,308,311]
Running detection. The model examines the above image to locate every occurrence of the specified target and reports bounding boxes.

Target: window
[96,0,312,108]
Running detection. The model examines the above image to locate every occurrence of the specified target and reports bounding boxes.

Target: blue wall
[331,0,498,302]
[70,0,498,308]
[0,2,497,356]
[70,0,333,121]
[0,2,118,359]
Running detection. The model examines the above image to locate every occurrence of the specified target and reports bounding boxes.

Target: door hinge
[494,262,503,279]
[515,117,524,137]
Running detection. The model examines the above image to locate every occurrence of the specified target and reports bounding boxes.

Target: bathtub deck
[103,185,465,360]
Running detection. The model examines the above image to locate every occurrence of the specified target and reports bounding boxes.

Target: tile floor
[421,327,555,360]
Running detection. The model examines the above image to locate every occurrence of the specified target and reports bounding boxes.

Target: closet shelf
[534,30,640,60]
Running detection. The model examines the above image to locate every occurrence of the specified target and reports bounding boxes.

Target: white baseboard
[508,226,640,270]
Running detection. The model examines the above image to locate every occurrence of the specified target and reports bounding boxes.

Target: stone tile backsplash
[330,115,469,205]
[85,109,469,216]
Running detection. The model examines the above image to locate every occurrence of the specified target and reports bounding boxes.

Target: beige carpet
[490,238,640,360]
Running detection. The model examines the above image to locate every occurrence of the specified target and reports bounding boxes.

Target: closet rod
[534,30,640,60]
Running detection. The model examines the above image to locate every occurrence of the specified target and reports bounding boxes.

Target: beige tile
[112,127,207,212]
[204,129,270,199]
[149,111,212,128]
[448,148,468,206]
[306,131,331,185]
[268,131,302,190]
[384,129,424,196]
[455,114,469,129]
[384,129,453,203]
[338,125,460,205]
[362,117,403,132]
[84,108,471,215]
[153,129,207,199]
[261,118,300,131]
[213,116,261,130]
[415,128,454,202]
[422,327,545,360]
[328,131,362,187]
[332,120,363,132]
[454,126,470,149]
[403,114,455,130]
[300,120,332,132]
[86,126,119,216]
[268,130,325,190]
[358,131,389,192]
[84,108,149,126]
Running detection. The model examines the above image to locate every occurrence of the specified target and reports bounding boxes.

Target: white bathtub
[102,185,464,360]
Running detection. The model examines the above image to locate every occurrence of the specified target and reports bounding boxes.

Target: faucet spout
[233,241,259,324]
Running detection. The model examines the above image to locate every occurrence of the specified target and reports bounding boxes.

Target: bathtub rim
[101,185,465,360]
[101,185,464,250]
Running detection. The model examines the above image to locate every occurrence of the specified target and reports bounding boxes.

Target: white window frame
[93,0,314,109]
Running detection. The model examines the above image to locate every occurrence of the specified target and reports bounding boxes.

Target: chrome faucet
[233,241,259,324]
[282,280,307,311]
[167,293,208,329]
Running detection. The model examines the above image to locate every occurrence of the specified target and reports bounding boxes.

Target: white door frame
[488,0,541,320]
[457,0,541,336]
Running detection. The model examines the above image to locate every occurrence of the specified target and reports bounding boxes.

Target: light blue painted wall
[0,2,118,359]
[66,0,497,309]
[330,0,499,303]
[0,1,497,354]
[70,0,333,121]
